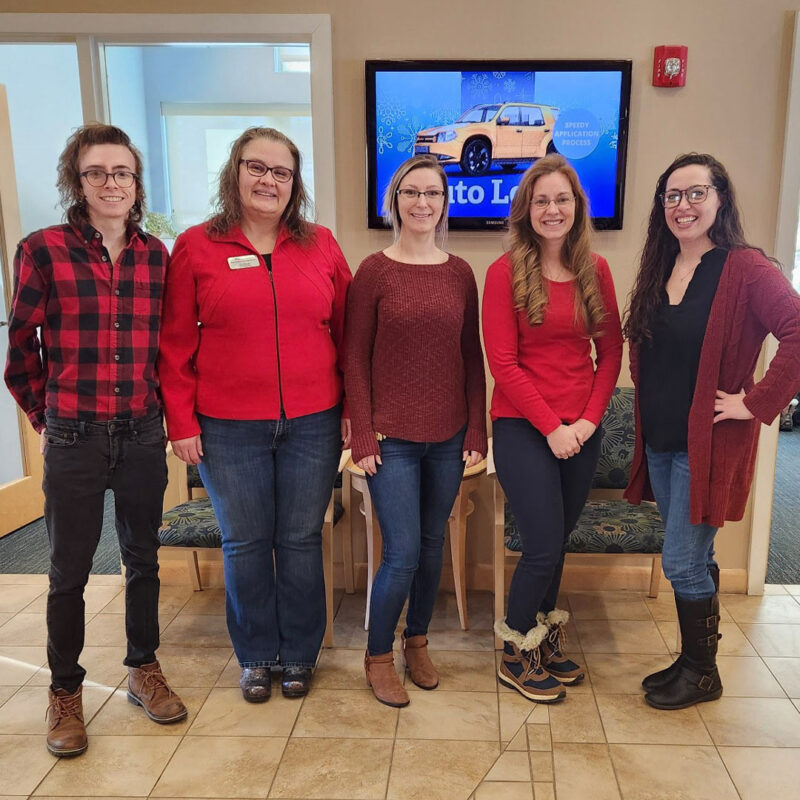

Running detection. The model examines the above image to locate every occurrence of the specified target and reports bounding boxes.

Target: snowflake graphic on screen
[376,125,394,155]
[377,99,404,127]
[503,78,516,93]
[470,73,491,97]
[609,132,618,150]
[432,106,461,126]
[396,117,424,153]
[492,71,507,79]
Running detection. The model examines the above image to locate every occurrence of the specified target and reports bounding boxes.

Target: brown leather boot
[46,686,88,757]
[401,633,439,689]
[127,661,188,723]
[538,610,585,685]
[364,650,410,707]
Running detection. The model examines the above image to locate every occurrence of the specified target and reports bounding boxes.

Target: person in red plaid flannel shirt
[4,124,186,758]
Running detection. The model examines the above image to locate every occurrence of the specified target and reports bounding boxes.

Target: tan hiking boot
[46,686,88,757]
[401,633,439,690]
[365,650,410,707]
[538,610,585,685]
[127,661,187,723]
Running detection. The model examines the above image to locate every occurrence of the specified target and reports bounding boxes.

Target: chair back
[592,386,635,489]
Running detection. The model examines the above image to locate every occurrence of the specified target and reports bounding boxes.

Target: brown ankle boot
[46,686,88,757]
[127,661,188,723]
[401,633,439,689]
[365,650,410,707]
[538,610,585,685]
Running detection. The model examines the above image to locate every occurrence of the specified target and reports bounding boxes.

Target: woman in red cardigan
[624,153,800,710]
[158,127,352,702]
[345,155,487,708]
[483,155,622,703]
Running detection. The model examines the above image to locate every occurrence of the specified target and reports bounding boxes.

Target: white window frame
[0,13,337,233]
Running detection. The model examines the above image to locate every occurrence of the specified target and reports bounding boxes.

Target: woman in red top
[158,127,352,701]
[483,155,622,703]
[345,155,487,708]
[624,153,800,710]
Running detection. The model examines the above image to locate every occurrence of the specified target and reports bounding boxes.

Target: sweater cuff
[351,431,380,464]
[463,427,488,458]
[742,391,779,426]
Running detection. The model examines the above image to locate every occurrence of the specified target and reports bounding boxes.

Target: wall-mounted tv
[365,60,632,231]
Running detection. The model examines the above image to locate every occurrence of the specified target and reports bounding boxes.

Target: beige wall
[3,0,795,579]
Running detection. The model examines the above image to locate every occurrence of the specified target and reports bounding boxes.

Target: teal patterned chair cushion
[504,499,664,554]
[159,497,345,549]
[594,386,635,490]
[186,464,204,490]
[159,498,221,548]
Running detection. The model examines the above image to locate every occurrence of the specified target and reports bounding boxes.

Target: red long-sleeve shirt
[344,251,487,464]
[482,252,623,435]
[158,223,351,441]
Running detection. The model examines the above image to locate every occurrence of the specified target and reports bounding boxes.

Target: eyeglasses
[79,169,138,188]
[238,159,294,183]
[531,194,575,209]
[396,189,446,200]
[660,184,717,208]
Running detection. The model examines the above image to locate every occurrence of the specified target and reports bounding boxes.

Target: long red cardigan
[625,248,800,527]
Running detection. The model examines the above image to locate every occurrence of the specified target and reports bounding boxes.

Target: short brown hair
[57,123,145,228]
[206,127,312,242]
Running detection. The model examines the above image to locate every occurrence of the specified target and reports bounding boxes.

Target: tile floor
[1,574,799,799]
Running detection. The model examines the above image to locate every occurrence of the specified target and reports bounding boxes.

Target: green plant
[144,211,178,238]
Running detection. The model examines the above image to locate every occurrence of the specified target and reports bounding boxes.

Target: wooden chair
[491,387,665,648]
[342,455,487,631]
[159,450,349,647]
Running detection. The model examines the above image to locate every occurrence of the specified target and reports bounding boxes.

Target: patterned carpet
[767,427,800,583]
[0,490,121,574]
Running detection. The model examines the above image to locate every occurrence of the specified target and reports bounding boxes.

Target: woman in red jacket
[345,155,487,708]
[624,153,800,710]
[483,155,622,703]
[158,127,352,702]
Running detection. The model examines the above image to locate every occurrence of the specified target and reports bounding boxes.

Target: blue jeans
[198,405,341,668]
[366,428,466,655]
[645,447,717,600]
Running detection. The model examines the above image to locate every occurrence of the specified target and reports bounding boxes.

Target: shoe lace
[546,623,567,656]
[520,646,544,679]
[139,667,175,697]
[47,691,82,722]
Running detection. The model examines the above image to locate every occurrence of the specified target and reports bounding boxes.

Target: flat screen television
[365,59,632,231]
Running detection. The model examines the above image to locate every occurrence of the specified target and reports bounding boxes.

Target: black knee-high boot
[644,593,722,710]
[641,566,720,691]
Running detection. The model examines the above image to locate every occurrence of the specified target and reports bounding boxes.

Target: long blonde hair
[508,155,605,335]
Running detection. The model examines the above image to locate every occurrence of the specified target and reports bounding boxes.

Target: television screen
[365,60,632,231]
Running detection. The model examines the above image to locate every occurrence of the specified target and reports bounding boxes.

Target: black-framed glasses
[396,188,446,200]
[531,194,575,210]
[660,184,717,208]
[79,169,138,188]
[238,159,294,183]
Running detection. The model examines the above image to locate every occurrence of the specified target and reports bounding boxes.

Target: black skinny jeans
[494,417,601,635]
[42,411,167,692]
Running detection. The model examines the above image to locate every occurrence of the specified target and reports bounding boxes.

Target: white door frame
[747,10,800,594]
[0,13,337,233]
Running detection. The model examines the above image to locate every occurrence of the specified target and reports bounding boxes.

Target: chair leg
[322,498,334,648]
[648,554,662,598]
[449,490,470,631]
[186,550,202,592]
[362,488,381,631]
[341,471,355,594]
[493,480,506,650]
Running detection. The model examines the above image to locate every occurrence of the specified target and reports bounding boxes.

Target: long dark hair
[57,124,146,228]
[624,152,771,344]
[206,127,312,242]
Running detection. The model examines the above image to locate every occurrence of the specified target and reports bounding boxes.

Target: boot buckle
[698,634,718,647]
[700,615,720,628]
[697,674,715,691]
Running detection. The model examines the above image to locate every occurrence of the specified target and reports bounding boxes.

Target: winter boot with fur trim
[644,593,723,710]
[642,566,720,692]
[494,619,566,703]
[538,609,584,684]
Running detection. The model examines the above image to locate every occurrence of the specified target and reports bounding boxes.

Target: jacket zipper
[266,257,285,415]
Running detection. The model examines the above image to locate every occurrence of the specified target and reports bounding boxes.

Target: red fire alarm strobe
[653,45,688,87]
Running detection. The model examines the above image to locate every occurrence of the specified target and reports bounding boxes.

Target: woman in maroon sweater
[345,155,487,708]
[483,155,622,703]
[624,153,800,710]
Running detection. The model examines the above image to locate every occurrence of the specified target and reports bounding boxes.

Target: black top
[639,247,727,452]
[263,253,273,271]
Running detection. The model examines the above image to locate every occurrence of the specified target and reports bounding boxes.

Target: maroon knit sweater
[345,251,488,464]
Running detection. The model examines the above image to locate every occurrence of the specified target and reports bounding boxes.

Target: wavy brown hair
[57,124,145,228]
[623,153,773,344]
[508,155,605,335]
[206,127,312,242]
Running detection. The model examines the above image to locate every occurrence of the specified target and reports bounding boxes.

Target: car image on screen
[414,102,560,176]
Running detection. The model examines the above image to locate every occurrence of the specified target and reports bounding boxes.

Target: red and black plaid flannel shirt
[4,222,168,432]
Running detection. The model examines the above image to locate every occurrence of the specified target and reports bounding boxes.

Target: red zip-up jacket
[625,248,800,526]
[158,223,352,441]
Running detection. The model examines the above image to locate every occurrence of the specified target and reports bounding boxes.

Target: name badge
[227,255,261,270]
